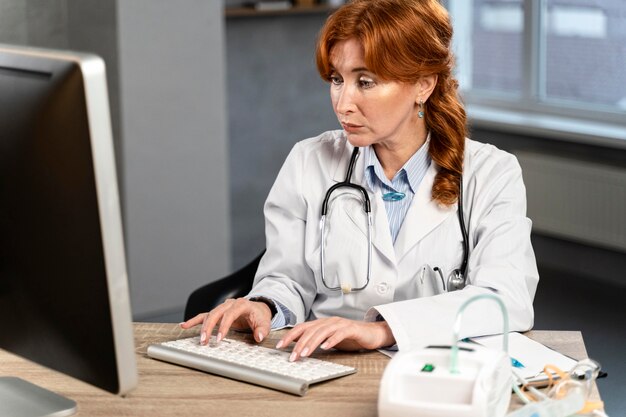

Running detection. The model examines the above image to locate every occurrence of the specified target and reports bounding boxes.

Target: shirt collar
[363,135,431,193]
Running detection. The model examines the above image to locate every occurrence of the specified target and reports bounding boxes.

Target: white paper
[377,348,396,358]
[471,332,578,379]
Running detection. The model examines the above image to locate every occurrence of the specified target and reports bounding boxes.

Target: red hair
[316,0,466,206]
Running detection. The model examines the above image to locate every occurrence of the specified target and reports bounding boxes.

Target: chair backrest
[183,251,265,320]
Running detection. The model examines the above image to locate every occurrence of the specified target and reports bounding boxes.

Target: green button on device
[421,363,435,372]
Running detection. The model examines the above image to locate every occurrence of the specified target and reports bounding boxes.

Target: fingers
[245,304,272,343]
[277,318,350,362]
[316,327,350,351]
[216,298,255,342]
[295,321,343,359]
[250,317,271,343]
[199,299,236,345]
[179,312,208,329]
[188,298,273,346]
[275,322,309,350]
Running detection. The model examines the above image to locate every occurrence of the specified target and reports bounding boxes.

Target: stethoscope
[319,147,469,294]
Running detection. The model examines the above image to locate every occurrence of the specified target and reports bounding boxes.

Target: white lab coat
[248,130,539,351]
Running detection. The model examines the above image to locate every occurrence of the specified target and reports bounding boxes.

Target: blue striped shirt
[364,141,431,243]
[263,140,431,328]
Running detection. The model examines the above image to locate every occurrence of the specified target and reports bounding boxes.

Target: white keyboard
[147,336,356,396]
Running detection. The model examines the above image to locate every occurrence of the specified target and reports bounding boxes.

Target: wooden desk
[0,323,601,417]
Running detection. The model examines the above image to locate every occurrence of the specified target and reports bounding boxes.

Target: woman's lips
[341,122,363,133]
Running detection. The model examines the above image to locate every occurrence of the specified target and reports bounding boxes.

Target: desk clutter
[143,296,607,417]
[1,322,603,417]
[377,295,608,417]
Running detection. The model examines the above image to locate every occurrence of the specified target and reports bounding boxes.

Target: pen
[511,357,525,368]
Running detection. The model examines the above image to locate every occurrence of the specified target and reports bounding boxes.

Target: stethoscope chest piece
[433,266,467,293]
[448,269,466,291]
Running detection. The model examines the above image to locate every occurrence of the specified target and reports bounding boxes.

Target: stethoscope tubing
[457,175,469,278]
[319,211,373,293]
[320,147,373,293]
[321,148,370,216]
[319,146,469,293]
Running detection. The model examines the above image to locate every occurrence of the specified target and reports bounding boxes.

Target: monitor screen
[0,44,137,397]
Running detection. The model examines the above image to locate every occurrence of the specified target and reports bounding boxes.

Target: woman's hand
[276,317,395,362]
[180,298,272,345]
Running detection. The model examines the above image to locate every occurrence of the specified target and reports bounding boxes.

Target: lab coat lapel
[331,137,351,183]
[332,141,396,264]
[369,191,396,264]
[394,163,456,262]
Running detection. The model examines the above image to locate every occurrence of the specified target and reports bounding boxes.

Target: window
[448,0,626,128]
[545,1,626,108]
[471,0,524,94]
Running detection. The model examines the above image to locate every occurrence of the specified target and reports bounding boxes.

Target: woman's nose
[334,85,357,115]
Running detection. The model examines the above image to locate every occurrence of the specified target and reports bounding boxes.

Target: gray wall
[0,0,231,319]
[118,1,230,319]
[226,13,337,269]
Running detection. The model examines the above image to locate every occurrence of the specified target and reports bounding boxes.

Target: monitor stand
[0,377,77,417]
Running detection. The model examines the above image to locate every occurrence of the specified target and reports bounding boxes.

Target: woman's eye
[359,78,375,89]
[329,75,343,85]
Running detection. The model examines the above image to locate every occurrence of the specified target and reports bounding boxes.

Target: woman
[183,0,538,361]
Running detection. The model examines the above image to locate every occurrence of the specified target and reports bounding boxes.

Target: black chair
[184,251,265,320]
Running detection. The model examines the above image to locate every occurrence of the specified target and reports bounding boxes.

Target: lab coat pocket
[412,265,445,297]
[414,215,465,293]
[430,236,466,293]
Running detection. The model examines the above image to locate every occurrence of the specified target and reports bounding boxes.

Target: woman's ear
[416,74,438,103]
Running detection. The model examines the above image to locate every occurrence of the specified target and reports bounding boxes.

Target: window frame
[448,0,626,148]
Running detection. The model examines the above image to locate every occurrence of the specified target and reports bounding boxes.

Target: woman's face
[329,39,423,150]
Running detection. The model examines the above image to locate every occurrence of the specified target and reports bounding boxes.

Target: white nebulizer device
[378,294,513,417]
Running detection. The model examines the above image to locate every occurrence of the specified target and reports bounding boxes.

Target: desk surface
[0,323,601,417]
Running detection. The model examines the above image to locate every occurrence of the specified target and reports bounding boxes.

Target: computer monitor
[0,44,137,415]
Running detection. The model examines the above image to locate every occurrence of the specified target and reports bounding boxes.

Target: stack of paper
[472,332,578,383]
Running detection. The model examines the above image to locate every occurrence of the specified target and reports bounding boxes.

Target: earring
[418,99,424,119]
